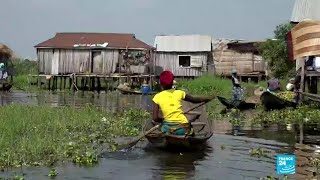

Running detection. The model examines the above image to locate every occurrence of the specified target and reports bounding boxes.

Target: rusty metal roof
[35,32,153,49]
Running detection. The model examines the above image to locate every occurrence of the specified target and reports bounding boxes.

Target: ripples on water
[0,90,153,112]
[4,134,294,180]
[0,91,316,180]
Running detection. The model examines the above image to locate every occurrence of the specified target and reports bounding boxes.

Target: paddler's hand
[152,118,163,125]
[152,120,158,125]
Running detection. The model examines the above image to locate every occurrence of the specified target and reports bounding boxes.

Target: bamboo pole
[298,60,306,105]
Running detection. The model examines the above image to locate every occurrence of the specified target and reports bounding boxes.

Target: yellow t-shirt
[152,89,188,124]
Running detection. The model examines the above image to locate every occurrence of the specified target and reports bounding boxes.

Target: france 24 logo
[276,155,296,174]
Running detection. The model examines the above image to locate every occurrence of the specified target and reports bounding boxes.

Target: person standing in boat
[0,63,8,80]
[231,69,244,101]
[152,71,214,136]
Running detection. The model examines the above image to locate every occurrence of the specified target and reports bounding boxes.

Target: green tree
[258,22,295,78]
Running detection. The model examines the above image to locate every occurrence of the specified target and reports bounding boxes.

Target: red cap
[160,71,174,87]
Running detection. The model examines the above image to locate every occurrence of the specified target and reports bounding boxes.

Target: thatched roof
[0,43,13,59]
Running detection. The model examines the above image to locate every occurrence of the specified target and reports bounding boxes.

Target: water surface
[0,91,317,180]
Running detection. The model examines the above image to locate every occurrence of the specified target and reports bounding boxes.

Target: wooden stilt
[48,78,51,90]
[91,77,94,91]
[298,60,306,105]
[59,76,63,91]
[51,76,55,91]
[38,75,41,88]
[81,78,84,91]
[299,123,304,144]
[54,76,57,91]
[104,78,108,92]
[63,77,67,89]
[69,77,72,90]
[75,77,78,90]
[97,77,101,92]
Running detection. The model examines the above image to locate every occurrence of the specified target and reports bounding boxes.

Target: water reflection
[0,90,154,113]
[0,90,318,179]
[145,145,212,180]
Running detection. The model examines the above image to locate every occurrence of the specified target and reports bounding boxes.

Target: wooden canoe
[117,87,158,95]
[260,91,297,111]
[217,96,256,111]
[143,102,213,151]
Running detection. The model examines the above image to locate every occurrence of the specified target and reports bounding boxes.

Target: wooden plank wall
[102,50,119,74]
[37,49,120,75]
[213,49,265,75]
[154,52,207,76]
[38,49,53,74]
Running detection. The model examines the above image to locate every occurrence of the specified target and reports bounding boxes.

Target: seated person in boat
[286,78,295,92]
[267,75,280,93]
[231,69,244,101]
[152,71,214,136]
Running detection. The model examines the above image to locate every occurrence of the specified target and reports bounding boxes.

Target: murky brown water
[0,90,319,180]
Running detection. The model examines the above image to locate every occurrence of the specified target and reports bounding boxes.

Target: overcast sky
[0,0,295,58]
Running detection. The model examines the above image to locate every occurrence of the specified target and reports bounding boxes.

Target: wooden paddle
[119,101,210,150]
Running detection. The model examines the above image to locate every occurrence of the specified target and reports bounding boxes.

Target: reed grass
[177,74,267,117]
[177,74,275,96]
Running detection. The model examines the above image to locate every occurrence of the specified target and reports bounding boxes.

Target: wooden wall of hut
[37,48,150,75]
[154,52,208,77]
[212,49,266,75]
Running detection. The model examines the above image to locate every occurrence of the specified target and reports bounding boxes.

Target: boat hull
[145,132,213,151]
[217,96,256,111]
[260,91,297,111]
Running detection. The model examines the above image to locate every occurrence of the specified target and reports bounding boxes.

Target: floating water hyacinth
[101,117,107,122]
[0,104,150,168]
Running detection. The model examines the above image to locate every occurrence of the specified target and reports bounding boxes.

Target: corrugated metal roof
[291,0,320,23]
[35,32,153,49]
[154,35,212,52]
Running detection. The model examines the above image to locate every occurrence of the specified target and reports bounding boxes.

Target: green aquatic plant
[259,175,288,180]
[249,105,320,126]
[249,148,270,158]
[311,157,320,175]
[177,74,268,119]
[0,104,150,168]
[13,176,25,180]
[48,168,58,177]
[228,109,245,126]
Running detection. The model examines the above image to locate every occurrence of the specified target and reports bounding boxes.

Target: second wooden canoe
[260,91,297,111]
[217,96,256,111]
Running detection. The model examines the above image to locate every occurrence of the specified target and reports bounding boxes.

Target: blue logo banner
[276,154,296,174]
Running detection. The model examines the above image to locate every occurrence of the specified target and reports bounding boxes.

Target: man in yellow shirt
[152,71,215,135]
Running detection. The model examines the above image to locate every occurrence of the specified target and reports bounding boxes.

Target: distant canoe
[260,91,297,111]
[117,87,158,95]
[217,96,256,111]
